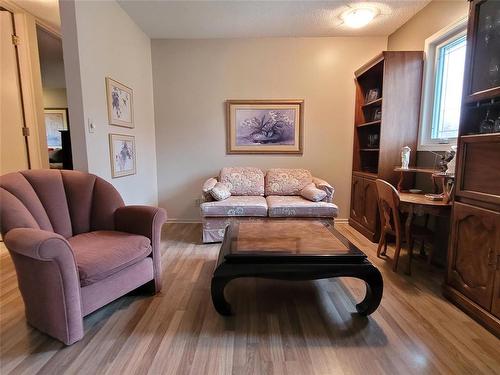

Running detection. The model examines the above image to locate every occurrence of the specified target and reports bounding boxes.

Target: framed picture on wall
[44,108,68,148]
[109,133,136,178]
[226,99,304,154]
[106,77,134,128]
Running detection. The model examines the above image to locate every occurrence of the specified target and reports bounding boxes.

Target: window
[419,18,467,151]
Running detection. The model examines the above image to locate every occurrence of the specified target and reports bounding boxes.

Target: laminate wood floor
[1,223,499,375]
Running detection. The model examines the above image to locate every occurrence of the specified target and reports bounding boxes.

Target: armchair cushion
[68,231,151,286]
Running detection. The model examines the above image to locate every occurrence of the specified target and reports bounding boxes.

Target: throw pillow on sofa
[300,183,327,202]
[210,182,231,201]
[202,177,218,200]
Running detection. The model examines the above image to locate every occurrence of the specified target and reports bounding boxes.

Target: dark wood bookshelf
[362,98,383,108]
[350,51,423,242]
[357,120,381,128]
[444,0,500,338]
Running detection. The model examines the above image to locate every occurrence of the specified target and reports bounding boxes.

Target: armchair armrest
[4,228,76,263]
[115,206,167,293]
[3,228,83,345]
[312,177,335,203]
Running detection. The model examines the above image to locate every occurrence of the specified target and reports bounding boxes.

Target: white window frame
[418,17,468,151]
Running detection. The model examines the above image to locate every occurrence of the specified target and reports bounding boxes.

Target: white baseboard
[166,218,349,224]
[167,218,202,223]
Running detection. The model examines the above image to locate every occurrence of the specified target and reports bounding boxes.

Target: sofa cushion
[300,183,327,202]
[219,167,264,196]
[200,196,268,217]
[265,168,313,196]
[210,182,231,201]
[68,231,152,286]
[266,196,338,218]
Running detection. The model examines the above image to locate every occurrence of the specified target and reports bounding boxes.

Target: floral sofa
[200,167,338,243]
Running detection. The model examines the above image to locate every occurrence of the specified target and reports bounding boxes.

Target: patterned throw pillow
[202,177,218,200]
[210,182,231,201]
[300,183,327,202]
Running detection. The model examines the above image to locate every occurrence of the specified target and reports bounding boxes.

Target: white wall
[60,0,158,205]
[388,0,468,50]
[152,37,387,221]
[43,88,67,108]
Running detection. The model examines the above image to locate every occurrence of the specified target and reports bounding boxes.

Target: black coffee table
[211,219,383,316]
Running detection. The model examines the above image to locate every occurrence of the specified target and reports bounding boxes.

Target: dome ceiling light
[341,7,379,29]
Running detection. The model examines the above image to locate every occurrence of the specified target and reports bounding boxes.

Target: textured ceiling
[118,0,432,39]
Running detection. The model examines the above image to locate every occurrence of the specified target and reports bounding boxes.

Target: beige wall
[152,37,387,221]
[60,0,158,205]
[43,88,67,108]
[388,0,468,50]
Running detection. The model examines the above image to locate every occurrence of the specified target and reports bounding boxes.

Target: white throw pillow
[210,182,231,201]
[300,183,327,202]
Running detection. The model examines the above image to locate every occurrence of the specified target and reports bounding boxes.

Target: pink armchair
[0,170,166,345]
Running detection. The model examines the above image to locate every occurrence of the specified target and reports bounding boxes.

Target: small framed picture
[373,108,382,121]
[109,133,136,178]
[226,99,304,154]
[365,89,380,103]
[44,108,68,148]
[106,77,134,128]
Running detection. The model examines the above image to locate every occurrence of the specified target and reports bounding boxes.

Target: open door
[0,10,30,174]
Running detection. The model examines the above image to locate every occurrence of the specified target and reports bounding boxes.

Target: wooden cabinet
[447,202,499,310]
[350,176,364,224]
[444,0,500,337]
[363,179,379,234]
[349,51,423,242]
[349,174,379,241]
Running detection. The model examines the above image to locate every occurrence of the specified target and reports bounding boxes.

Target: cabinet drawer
[456,134,500,205]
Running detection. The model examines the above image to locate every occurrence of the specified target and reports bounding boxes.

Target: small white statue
[401,146,411,169]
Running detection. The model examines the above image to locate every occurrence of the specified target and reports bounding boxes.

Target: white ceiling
[118,0,431,39]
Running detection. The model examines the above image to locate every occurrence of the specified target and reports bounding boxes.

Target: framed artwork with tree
[226,99,304,154]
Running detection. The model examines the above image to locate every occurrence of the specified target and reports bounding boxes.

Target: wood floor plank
[0,223,499,375]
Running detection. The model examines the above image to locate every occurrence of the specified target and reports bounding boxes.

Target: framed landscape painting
[109,133,136,178]
[226,99,304,154]
[106,77,134,128]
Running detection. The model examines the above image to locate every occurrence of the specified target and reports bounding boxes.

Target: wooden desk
[398,193,452,273]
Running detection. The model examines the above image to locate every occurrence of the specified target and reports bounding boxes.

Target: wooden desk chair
[375,179,434,273]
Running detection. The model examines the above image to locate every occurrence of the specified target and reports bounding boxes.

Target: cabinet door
[493,263,500,319]
[447,202,500,310]
[350,176,364,223]
[362,179,379,233]
[464,0,500,102]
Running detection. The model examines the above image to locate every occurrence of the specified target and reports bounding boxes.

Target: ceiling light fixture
[342,7,377,29]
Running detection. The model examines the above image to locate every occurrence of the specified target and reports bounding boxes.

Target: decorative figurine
[401,146,411,169]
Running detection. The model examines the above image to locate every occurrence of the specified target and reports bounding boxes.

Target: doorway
[36,25,72,170]
[0,9,30,174]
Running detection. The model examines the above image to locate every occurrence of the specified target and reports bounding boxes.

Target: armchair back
[0,170,124,238]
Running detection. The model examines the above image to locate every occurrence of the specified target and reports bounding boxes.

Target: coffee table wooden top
[223,219,366,263]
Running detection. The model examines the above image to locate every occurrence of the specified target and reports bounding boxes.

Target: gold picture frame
[109,133,136,178]
[226,99,304,154]
[106,77,134,128]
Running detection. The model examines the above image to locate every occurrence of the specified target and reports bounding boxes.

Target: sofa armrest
[3,228,83,345]
[115,205,167,292]
[312,177,335,203]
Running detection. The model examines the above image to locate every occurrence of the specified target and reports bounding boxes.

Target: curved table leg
[211,276,233,316]
[355,266,384,316]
